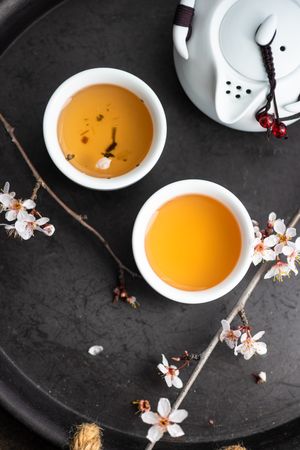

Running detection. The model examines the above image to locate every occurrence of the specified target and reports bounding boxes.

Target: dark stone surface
[0,406,56,450]
[0,0,299,449]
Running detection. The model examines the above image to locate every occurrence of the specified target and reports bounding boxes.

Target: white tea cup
[132,179,254,304]
[43,68,167,190]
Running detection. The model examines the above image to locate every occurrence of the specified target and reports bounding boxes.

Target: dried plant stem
[31,180,42,201]
[145,209,300,450]
[0,112,138,278]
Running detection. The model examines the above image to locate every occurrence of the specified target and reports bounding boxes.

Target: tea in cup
[132,180,253,303]
[43,68,167,190]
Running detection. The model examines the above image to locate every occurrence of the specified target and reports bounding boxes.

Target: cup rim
[43,68,167,190]
[132,179,254,304]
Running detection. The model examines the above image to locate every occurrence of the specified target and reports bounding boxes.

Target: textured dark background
[0,0,299,449]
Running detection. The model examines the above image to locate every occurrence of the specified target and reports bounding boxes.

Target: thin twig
[0,112,138,278]
[145,209,300,450]
[31,180,42,201]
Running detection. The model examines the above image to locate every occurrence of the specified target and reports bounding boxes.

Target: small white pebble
[88,345,104,356]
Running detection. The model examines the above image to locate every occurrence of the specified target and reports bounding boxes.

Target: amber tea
[145,194,242,291]
[58,84,153,178]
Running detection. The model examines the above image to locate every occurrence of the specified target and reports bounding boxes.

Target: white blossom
[96,156,111,170]
[14,211,54,240]
[141,398,188,443]
[252,235,276,265]
[158,354,183,389]
[0,182,16,209]
[234,331,267,360]
[282,238,300,275]
[0,183,36,222]
[219,320,241,349]
[264,261,291,282]
[273,219,296,254]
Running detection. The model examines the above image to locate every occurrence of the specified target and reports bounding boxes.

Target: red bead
[257,112,275,129]
[272,121,287,138]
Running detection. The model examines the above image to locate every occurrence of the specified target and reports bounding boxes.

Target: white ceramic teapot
[173,0,300,134]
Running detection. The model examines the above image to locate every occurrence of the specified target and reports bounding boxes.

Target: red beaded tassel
[255,37,288,139]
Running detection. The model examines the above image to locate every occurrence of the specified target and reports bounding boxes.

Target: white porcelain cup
[132,180,254,304]
[43,68,167,190]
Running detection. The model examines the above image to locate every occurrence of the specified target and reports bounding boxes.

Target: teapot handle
[173,0,195,60]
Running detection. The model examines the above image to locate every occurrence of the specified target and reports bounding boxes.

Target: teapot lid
[219,0,300,81]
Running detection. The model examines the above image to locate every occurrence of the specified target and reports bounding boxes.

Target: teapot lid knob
[255,14,277,46]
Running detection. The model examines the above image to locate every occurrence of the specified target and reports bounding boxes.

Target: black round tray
[0,1,300,449]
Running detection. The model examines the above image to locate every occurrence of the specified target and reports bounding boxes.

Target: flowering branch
[0,112,140,306]
[144,209,300,450]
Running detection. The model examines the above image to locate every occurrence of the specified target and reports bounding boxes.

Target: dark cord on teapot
[173,4,195,41]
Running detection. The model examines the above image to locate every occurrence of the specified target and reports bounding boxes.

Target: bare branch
[0,112,138,279]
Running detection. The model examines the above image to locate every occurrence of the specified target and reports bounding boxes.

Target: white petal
[286,227,296,238]
[252,330,265,341]
[164,374,173,387]
[274,219,286,235]
[221,319,230,332]
[15,220,27,234]
[269,212,276,222]
[3,224,15,230]
[262,249,276,261]
[274,243,284,255]
[167,424,185,438]
[243,348,255,360]
[22,199,36,210]
[252,252,263,265]
[141,412,159,425]
[42,224,55,236]
[88,345,103,355]
[234,344,242,355]
[96,156,111,170]
[295,237,300,250]
[264,265,277,279]
[5,210,17,221]
[225,338,235,349]
[0,193,13,208]
[283,245,293,256]
[19,227,33,240]
[157,398,171,418]
[289,263,298,275]
[161,354,169,367]
[36,217,49,226]
[172,376,183,389]
[169,409,188,423]
[219,331,226,342]
[21,211,35,221]
[233,330,242,338]
[240,333,247,343]
[3,182,10,194]
[158,363,168,374]
[146,425,164,443]
[253,237,262,247]
[264,235,279,247]
[16,210,29,221]
[254,341,267,355]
